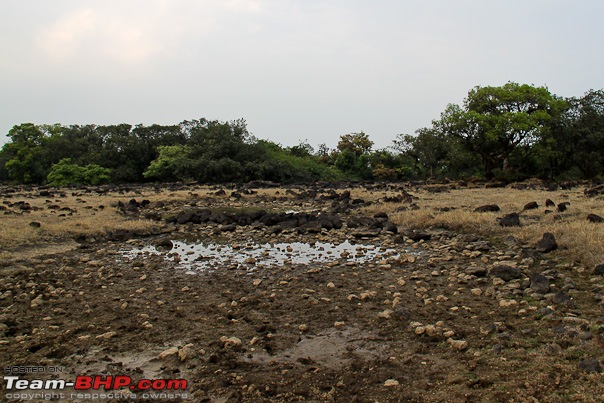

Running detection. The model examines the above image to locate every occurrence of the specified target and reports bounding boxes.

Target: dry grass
[0,191,158,250]
[1,184,602,268]
[358,186,604,268]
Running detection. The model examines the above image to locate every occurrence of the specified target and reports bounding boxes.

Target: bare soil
[1,182,604,402]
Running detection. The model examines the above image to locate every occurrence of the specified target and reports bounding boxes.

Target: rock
[30,295,44,308]
[594,264,604,276]
[557,202,570,212]
[159,347,179,360]
[536,232,558,253]
[218,223,236,232]
[489,265,523,281]
[378,309,394,319]
[585,184,604,198]
[405,230,432,242]
[529,273,550,294]
[447,338,468,351]
[96,331,118,339]
[178,344,195,361]
[578,357,602,373]
[498,213,521,227]
[155,238,173,249]
[382,222,398,233]
[465,267,488,277]
[587,213,604,223]
[29,221,41,228]
[384,379,400,387]
[474,204,500,213]
[523,202,539,210]
[220,336,243,349]
[374,212,389,220]
[552,291,572,306]
[545,199,556,207]
[352,228,382,238]
[499,299,518,308]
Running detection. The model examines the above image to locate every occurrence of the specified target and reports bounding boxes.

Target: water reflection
[127,240,401,271]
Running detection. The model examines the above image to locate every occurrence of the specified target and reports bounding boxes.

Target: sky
[1,0,603,150]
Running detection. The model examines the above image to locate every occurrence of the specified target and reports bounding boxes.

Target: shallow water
[126,240,402,272]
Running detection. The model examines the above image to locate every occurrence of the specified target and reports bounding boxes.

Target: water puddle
[125,240,402,272]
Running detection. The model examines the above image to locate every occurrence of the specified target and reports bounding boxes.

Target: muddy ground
[1,183,604,402]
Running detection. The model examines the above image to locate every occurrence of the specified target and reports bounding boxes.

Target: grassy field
[358,185,604,268]
[1,182,602,268]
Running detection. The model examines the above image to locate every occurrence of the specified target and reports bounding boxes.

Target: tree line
[1,82,603,186]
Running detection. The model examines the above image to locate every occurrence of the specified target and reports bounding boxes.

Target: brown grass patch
[358,186,604,268]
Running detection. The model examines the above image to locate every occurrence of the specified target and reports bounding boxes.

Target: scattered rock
[585,184,604,197]
[178,344,196,361]
[220,336,243,349]
[557,202,570,212]
[384,379,400,387]
[529,273,550,294]
[378,309,394,319]
[30,295,44,308]
[594,264,604,276]
[155,238,173,249]
[489,265,523,281]
[587,213,604,223]
[536,232,558,253]
[552,291,572,306]
[96,331,118,339]
[498,213,520,227]
[404,230,432,242]
[474,205,500,213]
[523,202,539,210]
[447,338,468,351]
[578,357,602,373]
[159,347,180,360]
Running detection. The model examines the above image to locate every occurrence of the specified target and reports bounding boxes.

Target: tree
[46,159,111,186]
[2,123,48,183]
[337,132,373,156]
[143,145,194,181]
[565,89,604,178]
[435,82,566,179]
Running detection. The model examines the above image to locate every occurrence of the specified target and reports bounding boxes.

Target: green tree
[143,145,194,181]
[435,82,566,179]
[566,89,604,178]
[332,132,374,179]
[2,123,48,183]
[337,132,373,156]
[46,159,111,186]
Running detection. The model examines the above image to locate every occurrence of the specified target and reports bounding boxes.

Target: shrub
[47,159,112,186]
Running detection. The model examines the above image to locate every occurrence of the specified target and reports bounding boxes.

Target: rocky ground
[1,182,604,402]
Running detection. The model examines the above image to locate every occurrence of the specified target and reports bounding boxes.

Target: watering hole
[125,240,406,272]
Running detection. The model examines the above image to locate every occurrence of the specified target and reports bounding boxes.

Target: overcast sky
[1,0,603,150]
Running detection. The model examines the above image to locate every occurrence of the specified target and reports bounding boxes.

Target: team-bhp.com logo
[4,373,188,401]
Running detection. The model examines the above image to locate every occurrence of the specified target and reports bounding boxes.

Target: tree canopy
[1,83,603,185]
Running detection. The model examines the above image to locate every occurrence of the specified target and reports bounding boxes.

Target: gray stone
[536,233,558,253]
[578,358,602,373]
[587,213,604,223]
[489,265,523,281]
[498,213,521,227]
[530,273,550,294]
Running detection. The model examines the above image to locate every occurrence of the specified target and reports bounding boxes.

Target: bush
[47,159,111,186]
